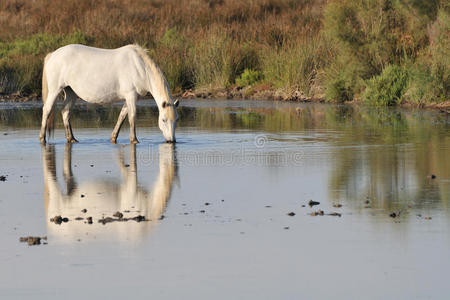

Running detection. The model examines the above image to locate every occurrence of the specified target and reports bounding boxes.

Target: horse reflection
[42,143,178,242]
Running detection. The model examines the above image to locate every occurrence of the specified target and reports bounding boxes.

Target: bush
[406,8,450,104]
[235,69,262,87]
[362,65,409,106]
[261,36,328,95]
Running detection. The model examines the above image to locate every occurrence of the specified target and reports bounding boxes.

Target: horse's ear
[174,99,180,107]
[162,101,167,108]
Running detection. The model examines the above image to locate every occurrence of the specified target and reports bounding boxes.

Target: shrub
[261,36,328,95]
[406,8,450,104]
[362,65,409,106]
[235,69,262,87]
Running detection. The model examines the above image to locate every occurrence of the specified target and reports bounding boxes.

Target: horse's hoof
[68,138,78,143]
[130,139,139,144]
[110,138,117,144]
[40,137,46,145]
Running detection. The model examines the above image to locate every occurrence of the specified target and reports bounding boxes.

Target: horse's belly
[70,82,123,104]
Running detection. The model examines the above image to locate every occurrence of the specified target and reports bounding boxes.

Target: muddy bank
[2,90,449,112]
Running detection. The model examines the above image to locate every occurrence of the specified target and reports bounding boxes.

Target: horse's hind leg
[61,88,78,143]
[40,90,60,144]
[111,104,128,144]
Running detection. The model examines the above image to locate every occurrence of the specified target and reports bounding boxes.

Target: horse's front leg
[125,95,139,144]
[111,104,128,144]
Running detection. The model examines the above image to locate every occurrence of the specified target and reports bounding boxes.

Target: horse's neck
[144,65,171,106]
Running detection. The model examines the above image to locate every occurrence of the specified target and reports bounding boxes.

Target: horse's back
[45,44,146,103]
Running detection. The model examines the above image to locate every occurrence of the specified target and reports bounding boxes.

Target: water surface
[0,100,449,299]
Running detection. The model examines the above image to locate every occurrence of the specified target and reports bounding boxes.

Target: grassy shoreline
[0,0,448,107]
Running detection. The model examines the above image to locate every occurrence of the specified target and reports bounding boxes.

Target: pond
[0,99,449,299]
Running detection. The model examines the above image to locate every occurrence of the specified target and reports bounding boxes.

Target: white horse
[40,44,179,144]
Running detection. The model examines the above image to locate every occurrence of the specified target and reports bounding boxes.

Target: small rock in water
[424,216,432,220]
[287,212,296,216]
[90,164,94,167]
[310,210,324,216]
[20,236,46,246]
[333,203,342,208]
[50,215,69,224]
[429,174,436,179]
[308,200,320,207]
[80,194,85,198]
[75,217,84,221]
[328,212,342,217]
[199,210,205,213]
[98,217,115,225]
[86,217,93,224]
[113,211,124,219]
[204,202,210,206]
[81,208,87,213]
[0,175,6,181]
[284,226,290,230]
[131,215,146,222]
[265,205,272,208]
[389,212,397,218]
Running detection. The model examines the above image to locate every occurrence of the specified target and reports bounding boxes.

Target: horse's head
[159,99,179,143]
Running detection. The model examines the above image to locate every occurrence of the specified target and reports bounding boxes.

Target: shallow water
[0,100,449,299]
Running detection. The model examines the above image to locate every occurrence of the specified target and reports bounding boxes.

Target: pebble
[50,216,69,224]
[113,211,124,219]
[20,236,47,246]
[310,210,324,216]
[328,212,342,217]
[308,200,320,207]
[287,212,296,216]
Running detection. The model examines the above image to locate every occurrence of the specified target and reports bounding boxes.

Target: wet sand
[0,100,449,299]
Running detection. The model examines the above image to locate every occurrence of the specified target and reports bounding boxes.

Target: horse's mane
[131,44,171,101]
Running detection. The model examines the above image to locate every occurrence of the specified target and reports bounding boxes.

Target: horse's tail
[42,52,55,137]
